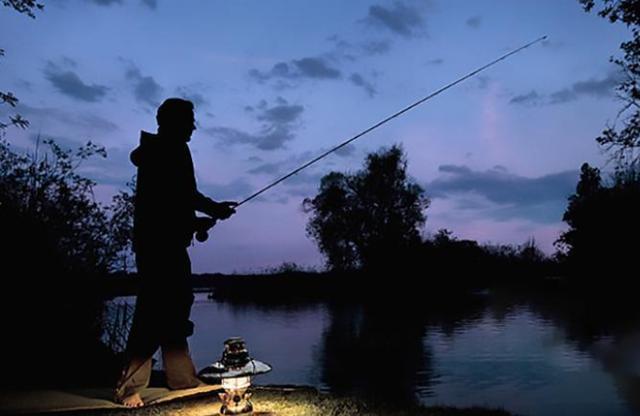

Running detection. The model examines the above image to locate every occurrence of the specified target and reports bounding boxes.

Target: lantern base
[219,391,253,415]
[220,402,252,415]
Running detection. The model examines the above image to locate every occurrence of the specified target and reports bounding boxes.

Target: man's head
[156,98,196,142]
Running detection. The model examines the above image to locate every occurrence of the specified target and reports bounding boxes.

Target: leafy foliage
[2,0,44,18]
[1,0,43,130]
[557,162,640,279]
[580,0,640,167]
[304,145,430,271]
[0,137,133,274]
[109,178,136,272]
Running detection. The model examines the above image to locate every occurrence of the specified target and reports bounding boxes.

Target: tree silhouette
[571,1,640,286]
[556,163,606,276]
[557,162,640,282]
[0,137,133,387]
[304,145,430,271]
[580,0,640,167]
[0,138,133,274]
[518,237,546,264]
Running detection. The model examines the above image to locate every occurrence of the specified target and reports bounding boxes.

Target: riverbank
[101,268,567,302]
[40,386,515,416]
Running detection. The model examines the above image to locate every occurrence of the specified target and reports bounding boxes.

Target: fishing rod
[235,35,547,208]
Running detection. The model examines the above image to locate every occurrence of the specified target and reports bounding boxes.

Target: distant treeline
[103,233,559,304]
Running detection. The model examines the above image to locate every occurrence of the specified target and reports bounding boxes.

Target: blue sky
[0,0,631,272]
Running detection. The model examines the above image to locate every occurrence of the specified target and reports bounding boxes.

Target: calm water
[111,292,640,416]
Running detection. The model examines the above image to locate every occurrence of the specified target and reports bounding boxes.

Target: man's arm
[184,144,236,219]
[194,191,237,220]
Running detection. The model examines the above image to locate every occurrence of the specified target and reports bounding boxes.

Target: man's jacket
[130,131,217,252]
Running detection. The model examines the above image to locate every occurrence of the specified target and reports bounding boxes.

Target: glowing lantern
[199,337,271,415]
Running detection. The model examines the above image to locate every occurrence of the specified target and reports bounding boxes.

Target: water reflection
[425,308,615,415]
[316,302,433,407]
[111,291,640,415]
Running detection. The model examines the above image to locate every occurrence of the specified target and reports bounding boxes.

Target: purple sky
[0,0,631,273]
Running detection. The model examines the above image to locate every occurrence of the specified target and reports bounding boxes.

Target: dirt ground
[54,386,515,416]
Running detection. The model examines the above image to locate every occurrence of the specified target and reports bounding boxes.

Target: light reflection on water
[110,293,638,416]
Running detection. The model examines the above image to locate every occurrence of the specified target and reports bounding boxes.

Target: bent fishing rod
[236,35,547,208]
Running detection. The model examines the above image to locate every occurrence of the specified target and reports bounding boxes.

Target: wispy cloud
[549,70,622,104]
[349,73,377,97]
[256,98,304,124]
[249,56,342,84]
[294,57,341,79]
[327,35,393,61]
[361,39,393,56]
[43,61,108,102]
[333,144,356,157]
[89,0,123,5]
[9,103,119,134]
[509,90,541,106]
[363,1,427,38]
[206,125,295,151]
[511,70,623,106]
[541,39,565,49]
[427,165,578,223]
[205,97,304,151]
[248,161,281,175]
[201,178,254,200]
[124,64,163,109]
[249,7,401,92]
[247,145,354,180]
[140,0,157,9]
[248,154,324,203]
[89,0,157,9]
[476,76,490,90]
[246,150,318,177]
[175,85,209,108]
[466,16,482,29]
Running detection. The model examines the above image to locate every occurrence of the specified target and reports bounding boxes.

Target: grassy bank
[57,386,515,416]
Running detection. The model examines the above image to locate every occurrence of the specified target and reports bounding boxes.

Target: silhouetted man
[114,98,237,407]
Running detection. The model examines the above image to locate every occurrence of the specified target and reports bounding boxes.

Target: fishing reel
[194,216,216,242]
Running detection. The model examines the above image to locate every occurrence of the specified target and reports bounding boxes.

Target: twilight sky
[0,0,631,273]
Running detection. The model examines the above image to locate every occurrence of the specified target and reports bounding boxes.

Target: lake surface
[110,292,640,416]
